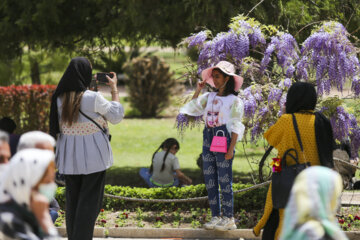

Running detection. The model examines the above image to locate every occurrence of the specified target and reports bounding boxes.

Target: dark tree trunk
[30,58,40,84]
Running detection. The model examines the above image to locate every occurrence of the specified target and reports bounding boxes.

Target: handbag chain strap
[291,113,309,167]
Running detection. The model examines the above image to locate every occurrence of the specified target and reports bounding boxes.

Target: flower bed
[55,183,268,212]
[54,207,360,231]
[55,208,262,229]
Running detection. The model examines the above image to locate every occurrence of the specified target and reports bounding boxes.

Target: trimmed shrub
[0,85,56,134]
[123,56,177,117]
[56,183,267,211]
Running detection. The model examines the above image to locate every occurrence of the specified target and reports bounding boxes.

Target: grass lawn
[106,118,268,187]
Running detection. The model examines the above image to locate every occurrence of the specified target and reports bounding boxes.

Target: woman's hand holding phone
[105,72,118,90]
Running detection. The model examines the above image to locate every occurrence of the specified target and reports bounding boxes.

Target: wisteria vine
[297,22,360,96]
[180,16,360,158]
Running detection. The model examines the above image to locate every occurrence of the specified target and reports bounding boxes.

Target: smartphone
[96,72,114,83]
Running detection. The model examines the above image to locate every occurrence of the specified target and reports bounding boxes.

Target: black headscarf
[49,57,92,138]
[286,82,334,168]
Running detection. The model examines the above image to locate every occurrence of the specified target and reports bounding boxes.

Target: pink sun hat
[201,61,244,91]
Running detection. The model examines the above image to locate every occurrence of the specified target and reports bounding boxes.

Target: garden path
[60,238,252,240]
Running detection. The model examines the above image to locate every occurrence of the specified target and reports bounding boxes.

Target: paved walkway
[341,191,360,205]
[60,239,250,240]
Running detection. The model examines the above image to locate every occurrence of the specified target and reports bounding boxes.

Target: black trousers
[65,171,106,240]
[262,209,279,240]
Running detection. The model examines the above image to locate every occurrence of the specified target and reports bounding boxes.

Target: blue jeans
[139,168,179,188]
[49,209,59,223]
[202,125,234,218]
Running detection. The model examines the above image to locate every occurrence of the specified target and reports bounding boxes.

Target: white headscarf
[280,166,347,240]
[0,149,55,208]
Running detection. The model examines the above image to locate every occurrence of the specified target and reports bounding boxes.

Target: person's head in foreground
[0,130,10,165]
[0,148,58,238]
[280,166,348,240]
[285,82,317,114]
[17,131,56,152]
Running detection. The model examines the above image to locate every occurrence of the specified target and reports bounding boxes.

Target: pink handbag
[210,130,228,153]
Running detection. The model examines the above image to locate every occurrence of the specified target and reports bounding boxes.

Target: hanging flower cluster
[329,106,360,158]
[260,32,299,78]
[241,83,288,141]
[320,96,360,158]
[175,113,203,137]
[185,16,265,75]
[297,22,360,95]
[186,30,209,49]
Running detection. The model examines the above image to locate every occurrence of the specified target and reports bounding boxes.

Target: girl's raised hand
[196,80,206,91]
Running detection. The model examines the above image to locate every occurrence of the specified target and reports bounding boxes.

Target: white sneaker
[203,216,222,230]
[214,217,237,231]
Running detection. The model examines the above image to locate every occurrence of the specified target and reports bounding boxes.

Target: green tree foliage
[1,0,359,57]
[0,0,274,58]
[277,0,360,43]
[1,0,359,85]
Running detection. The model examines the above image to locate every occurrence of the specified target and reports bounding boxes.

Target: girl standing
[179,61,245,231]
[49,57,124,240]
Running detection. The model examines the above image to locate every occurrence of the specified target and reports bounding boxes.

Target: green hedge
[56,183,267,211]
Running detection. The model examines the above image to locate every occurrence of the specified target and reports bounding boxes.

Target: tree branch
[246,0,265,17]
[295,21,323,37]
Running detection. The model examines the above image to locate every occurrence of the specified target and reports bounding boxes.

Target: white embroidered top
[180,92,245,141]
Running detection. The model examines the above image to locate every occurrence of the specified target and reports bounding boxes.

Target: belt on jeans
[150,177,174,187]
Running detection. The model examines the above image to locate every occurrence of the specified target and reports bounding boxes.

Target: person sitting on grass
[139,138,192,187]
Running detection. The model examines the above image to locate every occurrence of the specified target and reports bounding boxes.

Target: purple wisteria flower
[195,17,265,75]
[175,114,202,135]
[260,33,299,76]
[197,41,213,74]
[230,20,265,49]
[268,88,283,104]
[297,22,360,96]
[328,109,360,158]
[278,78,292,89]
[187,31,209,49]
[330,106,351,141]
[244,97,257,118]
[351,77,360,96]
[249,27,266,48]
[350,127,360,158]
[250,122,261,142]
